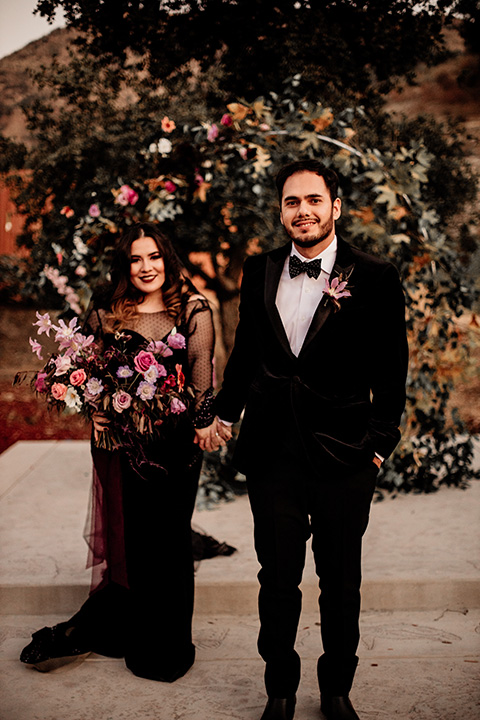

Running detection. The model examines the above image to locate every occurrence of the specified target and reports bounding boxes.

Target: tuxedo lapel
[264,243,296,359]
[299,237,356,358]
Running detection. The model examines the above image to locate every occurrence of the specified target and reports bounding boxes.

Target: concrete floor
[1,440,479,719]
[1,610,479,720]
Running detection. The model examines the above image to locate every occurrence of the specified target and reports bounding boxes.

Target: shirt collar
[290,235,337,275]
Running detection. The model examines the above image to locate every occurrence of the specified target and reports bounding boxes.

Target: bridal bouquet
[16,312,192,450]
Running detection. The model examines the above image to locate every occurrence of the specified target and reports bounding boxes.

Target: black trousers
[247,455,378,698]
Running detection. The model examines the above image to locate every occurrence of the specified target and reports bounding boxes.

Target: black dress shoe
[260,696,296,720]
[20,623,91,672]
[320,695,360,720]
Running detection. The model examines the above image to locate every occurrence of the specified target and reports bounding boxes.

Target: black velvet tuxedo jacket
[215,237,409,477]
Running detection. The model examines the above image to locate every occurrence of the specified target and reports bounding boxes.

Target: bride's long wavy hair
[105,222,188,332]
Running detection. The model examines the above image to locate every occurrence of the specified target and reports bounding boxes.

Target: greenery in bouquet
[15,311,193,451]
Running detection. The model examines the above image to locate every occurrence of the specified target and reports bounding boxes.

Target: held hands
[194,417,233,452]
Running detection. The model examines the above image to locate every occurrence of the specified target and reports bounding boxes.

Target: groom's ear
[333,197,342,220]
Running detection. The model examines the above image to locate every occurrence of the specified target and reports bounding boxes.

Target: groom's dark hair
[275,159,339,202]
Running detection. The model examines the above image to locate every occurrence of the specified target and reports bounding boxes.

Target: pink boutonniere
[323,276,352,312]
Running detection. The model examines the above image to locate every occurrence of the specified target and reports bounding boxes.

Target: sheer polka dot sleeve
[184,297,216,428]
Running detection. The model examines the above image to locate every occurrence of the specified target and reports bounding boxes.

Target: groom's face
[280,171,341,256]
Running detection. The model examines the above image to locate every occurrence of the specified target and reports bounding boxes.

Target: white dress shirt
[275,236,337,357]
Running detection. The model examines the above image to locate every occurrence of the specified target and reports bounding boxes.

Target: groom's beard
[284,211,335,249]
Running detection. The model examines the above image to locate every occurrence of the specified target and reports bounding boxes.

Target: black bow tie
[289,254,322,279]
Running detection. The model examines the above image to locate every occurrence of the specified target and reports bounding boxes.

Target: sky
[0,0,66,60]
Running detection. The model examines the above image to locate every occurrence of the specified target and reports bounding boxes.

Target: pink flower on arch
[164,180,177,194]
[161,116,176,133]
[115,184,139,206]
[207,124,219,142]
[120,184,139,205]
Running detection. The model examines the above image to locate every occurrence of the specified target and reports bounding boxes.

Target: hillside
[0,27,77,145]
[385,27,480,174]
[1,25,479,153]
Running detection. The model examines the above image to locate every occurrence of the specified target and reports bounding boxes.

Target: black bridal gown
[64,295,227,682]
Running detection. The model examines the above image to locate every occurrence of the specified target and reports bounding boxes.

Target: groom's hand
[216,418,233,443]
[194,419,225,452]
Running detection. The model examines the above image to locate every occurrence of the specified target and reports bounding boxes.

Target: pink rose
[70,369,87,386]
[164,180,176,193]
[116,192,129,206]
[112,391,132,413]
[133,350,157,373]
[51,383,68,401]
[119,184,139,205]
[221,113,233,127]
[35,372,48,393]
[89,204,100,217]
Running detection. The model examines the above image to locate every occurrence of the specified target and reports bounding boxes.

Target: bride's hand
[194,419,225,452]
[92,411,110,440]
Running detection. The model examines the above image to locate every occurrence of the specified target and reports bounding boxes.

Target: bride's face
[129,236,165,296]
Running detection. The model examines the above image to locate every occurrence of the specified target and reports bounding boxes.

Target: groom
[214,159,408,720]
